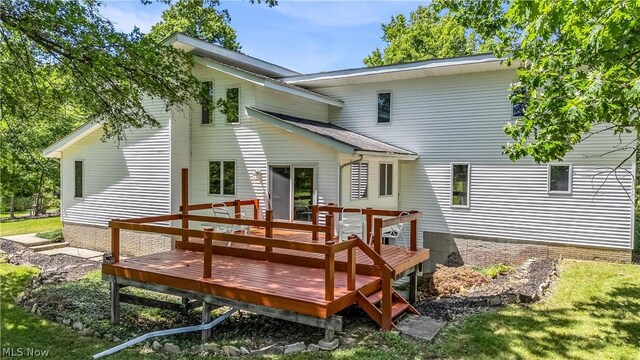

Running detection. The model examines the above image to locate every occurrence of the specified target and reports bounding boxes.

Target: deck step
[31,242,69,252]
[391,301,410,319]
[367,290,383,304]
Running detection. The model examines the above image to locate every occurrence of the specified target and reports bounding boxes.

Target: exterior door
[270,166,291,220]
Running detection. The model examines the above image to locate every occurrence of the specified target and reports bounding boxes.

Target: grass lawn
[0,217,61,237]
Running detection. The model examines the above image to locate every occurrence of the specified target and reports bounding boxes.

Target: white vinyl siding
[350,162,368,200]
[321,69,635,250]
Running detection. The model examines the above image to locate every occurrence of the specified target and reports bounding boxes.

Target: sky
[99,1,426,74]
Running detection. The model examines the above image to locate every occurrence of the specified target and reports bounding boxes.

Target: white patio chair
[381,211,410,251]
[338,208,364,242]
[201,203,250,246]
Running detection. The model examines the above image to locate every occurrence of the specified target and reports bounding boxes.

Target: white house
[44,33,636,264]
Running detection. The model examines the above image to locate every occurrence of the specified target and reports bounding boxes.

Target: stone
[307,344,320,352]
[517,292,540,303]
[163,343,181,354]
[284,342,306,354]
[71,320,84,331]
[30,303,38,313]
[151,341,162,351]
[250,344,278,355]
[93,331,101,337]
[190,345,204,354]
[202,343,219,352]
[62,318,71,326]
[240,347,251,355]
[489,296,502,306]
[396,316,446,342]
[342,337,356,345]
[222,345,242,356]
[112,336,121,343]
[317,338,340,351]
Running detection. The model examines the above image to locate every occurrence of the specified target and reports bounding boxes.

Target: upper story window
[548,164,572,194]
[511,86,527,117]
[209,160,236,195]
[379,163,393,197]
[350,162,368,200]
[377,92,391,123]
[202,81,213,124]
[74,160,83,198]
[451,163,470,207]
[226,87,239,123]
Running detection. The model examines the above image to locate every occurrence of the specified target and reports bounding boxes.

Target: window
[379,163,393,197]
[350,162,368,199]
[451,163,470,207]
[201,81,213,124]
[548,164,572,193]
[226,87,239,123]
[377,92,391,123]
[209,161,235,195]
[511,86,527,117]
[74,160,83,198]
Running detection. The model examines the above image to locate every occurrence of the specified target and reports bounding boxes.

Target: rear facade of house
[44,33,636,265]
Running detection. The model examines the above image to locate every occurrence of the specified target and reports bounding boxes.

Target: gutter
[338,155,364,206]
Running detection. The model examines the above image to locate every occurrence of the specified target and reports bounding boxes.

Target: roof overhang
[195,57,343,108]
[43,121,101,158]
[354,150,418,161]
[282,54,513,87]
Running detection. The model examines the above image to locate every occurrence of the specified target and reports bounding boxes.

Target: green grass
[428,260,640,359]
[0,210,30,218]
[478,263,514,278]
[0,217,61,237]
[35,229,64,242]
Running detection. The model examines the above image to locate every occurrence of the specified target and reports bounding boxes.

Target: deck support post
[252,198,260,227]
[373,218,383,255]
[409,271,418,304]
[201,302,212,341]
[347,245,356,291]
[181,168,189,243]
[203,228,213,278]
[410,217,418,251]
[265,210,273,252]
[110,282,120,324]
[365,207,373,244]
[181,297,189,314]
[311,205,319,241]
[111,226,120,264]
[381,270,393,330]
[325,214,334,244]
[324,252,335,301]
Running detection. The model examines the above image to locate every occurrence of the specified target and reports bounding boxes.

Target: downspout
[338,154,364,206]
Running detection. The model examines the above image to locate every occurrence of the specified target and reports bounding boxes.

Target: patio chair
[201,203,250,246]
[338,208,364,242]
[381,211,410,251]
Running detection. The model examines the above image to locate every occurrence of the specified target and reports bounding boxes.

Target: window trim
[547,163,573,195]
[376,90,392,124]
[450,162,470,208]
[74,159,84,199]
[378,162,394,198]
[511,85,527,118]
[350,161,369,200]
[201,80,214,125]
[208,160,236,196]
[224,85,240,125]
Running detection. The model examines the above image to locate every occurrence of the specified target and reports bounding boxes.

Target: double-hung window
[451,163,470,207]
[226,87,239,123]
[379,163,393,197]
[548,164,572,194]
[350,162,368,200]
[202,81,214,124]
[377,92,391,123]
[74,160,83,198]
[209,160,236,195]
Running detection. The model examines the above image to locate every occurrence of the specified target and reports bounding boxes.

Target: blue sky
[100,1,425,74]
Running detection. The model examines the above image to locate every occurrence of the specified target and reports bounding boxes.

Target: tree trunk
[9,195,15,220]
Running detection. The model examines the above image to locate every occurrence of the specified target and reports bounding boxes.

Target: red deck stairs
[356,288,419,330]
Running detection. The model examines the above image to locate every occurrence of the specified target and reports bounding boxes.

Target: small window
[202,81,213,124]
[379,163,393,197]
[511,86,527,117]
[209,160,235,195]
[74,160,83,198]
[350,162,368,200]
[226,87,239,123]
[548,164,572,193]
[451,164,470,207]
[377,92,391,123]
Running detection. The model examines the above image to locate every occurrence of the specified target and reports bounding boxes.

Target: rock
[240,347,250,355]
[222,345,242,356]
[517,292,540,303]
[489,296,502,306]
[250,344,278,355]
[342,337,356,345]
[190,345,204,354]
[62,318,71,326]
[163,343,181,354]
[81,328,93,336]
[284,342,306,354]
[317,339,340,351]
[307,344,321,352]
[152,341,162,351]
[112,336,121,343]
[71,320,83,331]
[396,316,446,342]
[93,331,101,337]
[202,343,219,352]
[30,303,38,313]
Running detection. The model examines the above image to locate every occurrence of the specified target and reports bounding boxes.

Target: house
[43,33,636,265]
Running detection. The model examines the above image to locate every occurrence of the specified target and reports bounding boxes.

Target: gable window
[379,163,393,197]
[202,81,213,124]
[451,163,470,207]
[74,160,83,198]
[548,164,572,194]
[226,87,239,123]
[209,160,235,195]
[377,92,391,123]
[511,86,527,117]
[350,162,368,199]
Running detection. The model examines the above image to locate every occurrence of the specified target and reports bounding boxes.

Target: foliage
[477,263,514,278]
[0,216,61,237]
[364,4,492,67]
[148,0,240,50]
[437,0,640,164]
[36,228,64,242]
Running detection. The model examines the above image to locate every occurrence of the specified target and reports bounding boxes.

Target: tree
[364,4,491,67]
[149,0,240,51]
[436,0,640,165]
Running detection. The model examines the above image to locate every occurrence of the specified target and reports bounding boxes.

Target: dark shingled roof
[249,108,417,156]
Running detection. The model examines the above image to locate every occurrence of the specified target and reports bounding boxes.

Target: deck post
[409,271,418,304]
[381,270,393,330]
[410,218,418,251]
[365,207,373,244]
[201,302,212,341]
[347,245,356,290]
[311,205,319,241]
[111,225,120,264]
[203,227,213,278]
[325,213,334,245]
[234,199,241,219]
[265,210,273,252]
[253,198,260,225]
[324,252,335,301]
[181,168,189,243]
[110,282,120,324]
[373,218,383,255]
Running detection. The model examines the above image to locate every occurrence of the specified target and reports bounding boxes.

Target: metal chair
[201,203,250,246]
[381,211,410,251]
[338,208,364,242]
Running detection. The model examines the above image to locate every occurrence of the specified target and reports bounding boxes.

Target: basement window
[350,162,368,200]
[74,160,83,198]
[201,81,213,124]
[209,160,236,195]
[379,163,393,197]
[451,163,470,207]
[548,164,572,194]
[226,87,239,123]
[377,92,391,123]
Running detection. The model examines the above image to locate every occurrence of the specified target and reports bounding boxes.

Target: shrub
[478,263,514,278]
[36,229,64,243]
